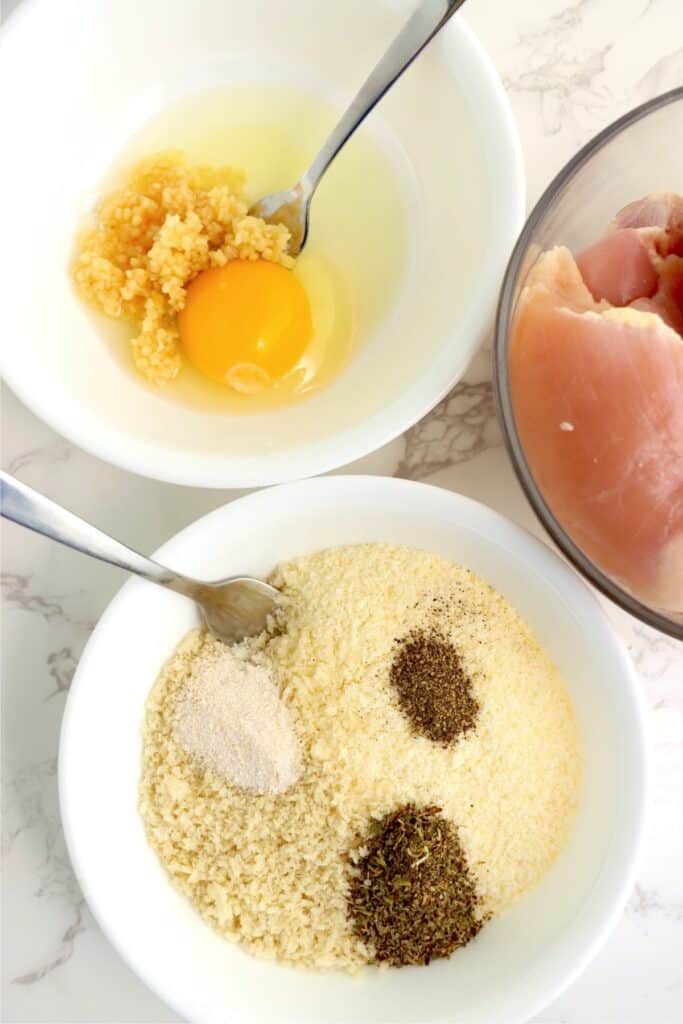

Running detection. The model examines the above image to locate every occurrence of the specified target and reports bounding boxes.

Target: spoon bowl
[250,184,309,257]
[193,576,280,643]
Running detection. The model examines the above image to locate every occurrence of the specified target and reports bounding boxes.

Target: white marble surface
[2,0,682,1021]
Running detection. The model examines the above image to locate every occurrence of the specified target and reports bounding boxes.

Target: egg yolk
[178,260,313,394]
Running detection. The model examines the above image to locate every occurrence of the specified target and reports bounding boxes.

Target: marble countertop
[2,1,682,1021]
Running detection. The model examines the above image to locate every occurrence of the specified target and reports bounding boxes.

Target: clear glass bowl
[495,87,683,641]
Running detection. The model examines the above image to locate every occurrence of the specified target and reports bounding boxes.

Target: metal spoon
[250,0,467,255]
[0,471,278,644]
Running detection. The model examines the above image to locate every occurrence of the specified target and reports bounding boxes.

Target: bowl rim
[0,0,525,489]
[59,474,649,1024]
[493,86,683,642]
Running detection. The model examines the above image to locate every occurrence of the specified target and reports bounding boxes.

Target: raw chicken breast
[511,245,683,613]
[632,256,683,336]
[655,255,683,331]
[577,193,683,313]
[577,229,658,305]
[613,192,683,239]
[610,193,683,333]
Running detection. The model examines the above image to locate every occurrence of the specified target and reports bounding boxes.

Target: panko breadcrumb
[139,544,582,970]
[72,151,293,384]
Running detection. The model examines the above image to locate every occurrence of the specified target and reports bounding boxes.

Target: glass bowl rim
[494,86,683,641]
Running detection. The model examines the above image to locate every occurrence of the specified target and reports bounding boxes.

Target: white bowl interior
[0,0,523,487]
[59,477,646,1024]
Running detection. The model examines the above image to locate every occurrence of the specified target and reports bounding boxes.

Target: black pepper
[390,631,479,745]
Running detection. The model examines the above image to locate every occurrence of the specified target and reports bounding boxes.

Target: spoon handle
[301,0,467,195]
[0,470,195,596]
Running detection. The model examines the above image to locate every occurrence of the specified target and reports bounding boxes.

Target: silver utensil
[0,471,278,644]
[249,0,467,255]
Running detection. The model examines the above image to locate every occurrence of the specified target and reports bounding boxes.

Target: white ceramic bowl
[60,476,646,1024]
[0,0,523,488]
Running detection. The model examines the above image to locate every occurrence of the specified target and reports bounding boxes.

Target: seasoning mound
[348,804,483,966]
[174,636,301,795]
[140,543,582,971]
[390,631,479,745]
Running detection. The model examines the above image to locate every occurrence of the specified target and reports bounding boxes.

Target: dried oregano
[347,804,484,966]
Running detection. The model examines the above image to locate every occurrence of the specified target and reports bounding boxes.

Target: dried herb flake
[347,804,484,967]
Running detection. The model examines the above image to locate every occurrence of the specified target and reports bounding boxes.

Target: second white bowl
[60,476,646,1024]
[0,0,523,487]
